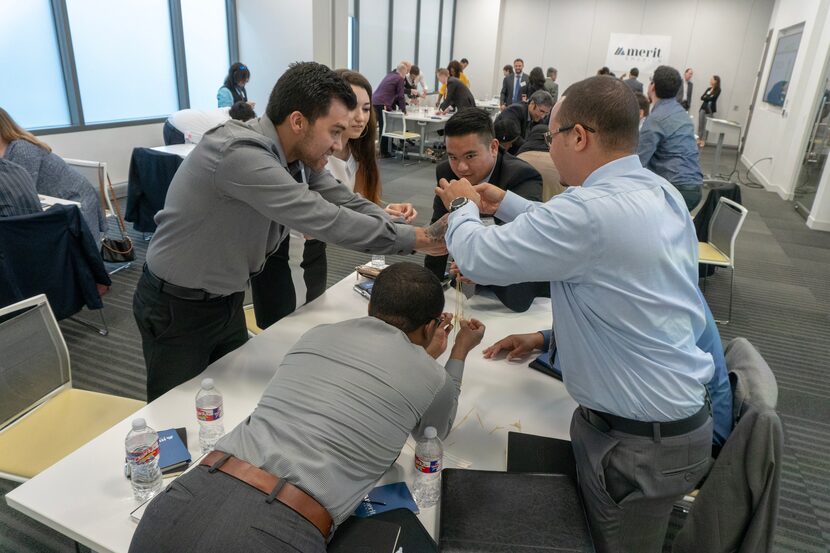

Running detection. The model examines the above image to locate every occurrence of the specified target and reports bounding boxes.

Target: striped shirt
[0,158,42,217]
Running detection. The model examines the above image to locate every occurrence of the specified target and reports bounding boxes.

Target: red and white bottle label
[415,455,441,474]
[127,442,159,465]
[197,405,223,421]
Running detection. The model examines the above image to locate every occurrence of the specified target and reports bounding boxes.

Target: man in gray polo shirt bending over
[129,263,485,552]
[134,62,447,401]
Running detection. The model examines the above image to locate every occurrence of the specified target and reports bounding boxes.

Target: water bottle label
[127,443,159,465]
[197,405,223,421]
[415,455,441,474]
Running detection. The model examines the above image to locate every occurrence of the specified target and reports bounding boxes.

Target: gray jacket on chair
[672,338,783,553]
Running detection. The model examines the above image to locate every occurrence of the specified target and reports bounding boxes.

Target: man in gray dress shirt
[129,263,485,553]
[133,62,447,401]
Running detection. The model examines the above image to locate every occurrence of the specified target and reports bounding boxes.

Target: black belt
[143,264,225,301]
[585,401,710,440]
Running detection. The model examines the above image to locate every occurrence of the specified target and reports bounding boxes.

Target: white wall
[313,0,349,69]
[455,0,774,145]
[41,123,164,187]
[453,0,501,99]
[742,0,830,205]
[236,0,314,110]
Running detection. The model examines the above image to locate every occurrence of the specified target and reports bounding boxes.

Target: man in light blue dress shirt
[435,76,715,553]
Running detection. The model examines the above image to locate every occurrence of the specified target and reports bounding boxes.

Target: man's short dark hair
[494,117,520,142]
[652,65,682,99]
[529,90,554,107]
[460,58,469,64]
[630,67,639,77]
[559,76,639,152]
[266,62,357,125]
[369,263,445,333]
[410,65,420,76]
[635,93,650,116]
[229,101,256,122]
[546,67,557,78]
[444,108,494,144]
[514,58,524,64]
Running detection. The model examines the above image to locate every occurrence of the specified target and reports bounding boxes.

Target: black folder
[507,431,577,483]
[439,469,595,552]
[327,516,400,553]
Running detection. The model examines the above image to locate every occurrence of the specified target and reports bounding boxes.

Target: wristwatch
[449,197,469,212]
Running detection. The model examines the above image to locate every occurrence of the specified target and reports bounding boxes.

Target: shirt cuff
[495,191,530,222]
[392,223,417,254]
[540,329,552,352]
[448,198,481,226]
[444,358,465,383]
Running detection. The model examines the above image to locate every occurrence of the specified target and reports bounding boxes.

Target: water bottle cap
[131,418,146,431]
[424,426,437,439]
[201,378,215,390]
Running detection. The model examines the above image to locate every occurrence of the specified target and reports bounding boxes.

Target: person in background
[638,66,703,211]
[597,66,611,76]
[217,62,254,110]
[253,69,420,328]
[502,64,513,79]
[494,117,524,156]
[129,262,485,553]
[500,58,528,110]
[635,92,650,130]
[438,60,470,107]
[698,75,721,147]
[624,67,643,93]
[0,108,106,243]
[496,89,554,139]
[523,67,546,101]
[373,61,409,158]
[676,67,694,110]
[437,76,714,552]
[229,101,256,122]
[544,67,559,103]
[460,58,469,72]
[436,68,476,114]
[0,157,42,217]
[405,65,429,105]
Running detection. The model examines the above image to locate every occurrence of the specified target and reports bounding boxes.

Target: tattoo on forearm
[425,215,448,243]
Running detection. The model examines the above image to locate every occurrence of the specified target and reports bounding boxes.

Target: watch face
[451,197,467,211]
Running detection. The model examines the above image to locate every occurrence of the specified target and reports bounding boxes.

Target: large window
[390,0,416,68]
[66,0,180,124]
[763,24,804,108]
[181,0,230,110]
[0,0,235,132]
[439,0,454,71]
[358,0,390,89]
[417,0,440,90]
[0,1,71,129]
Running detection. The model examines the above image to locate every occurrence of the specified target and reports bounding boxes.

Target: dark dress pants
[250,237,327,329]
[133,273,248,402]
[129,466,326,553]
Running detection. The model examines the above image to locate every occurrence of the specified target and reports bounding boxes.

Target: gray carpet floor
[2,147,829,553]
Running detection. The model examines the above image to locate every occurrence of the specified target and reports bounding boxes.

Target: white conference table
[150,143,195,158]
[404,108,451,158]
[6,273,576,552]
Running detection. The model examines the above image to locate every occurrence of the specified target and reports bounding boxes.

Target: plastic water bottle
[196,378,224,453]
[412,426,443,508]
[371,255,386,268]
[125,418,163,502]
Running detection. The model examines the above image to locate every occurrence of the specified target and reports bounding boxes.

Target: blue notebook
[353,482,419,517]
[158,428,191,474]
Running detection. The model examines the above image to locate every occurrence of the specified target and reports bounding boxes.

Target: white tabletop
[6,273,574,552]
[149,143,195,158]
[38,194,81,209]
[405,109,451,124]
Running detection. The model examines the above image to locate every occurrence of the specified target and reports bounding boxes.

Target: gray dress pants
[129,466,326,553]
[570,406,712,553]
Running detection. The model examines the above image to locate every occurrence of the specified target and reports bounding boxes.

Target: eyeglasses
[544,123,597,146]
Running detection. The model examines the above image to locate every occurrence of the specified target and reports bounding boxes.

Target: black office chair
[0,204,112,335]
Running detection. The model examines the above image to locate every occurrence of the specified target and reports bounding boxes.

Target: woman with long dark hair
[217,62,253,109]
[524,66,546,100]
[698,75,721,147]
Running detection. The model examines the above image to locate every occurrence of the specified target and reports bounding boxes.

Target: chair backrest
[381,110,407,136]
[63,158,108,212]
[708,197,747,264]
[516,151,565,201]
[0,295,71,432]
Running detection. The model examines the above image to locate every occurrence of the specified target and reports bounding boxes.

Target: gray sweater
[146,116,416,295]
[5,140,106,242]
[216,316,465,524]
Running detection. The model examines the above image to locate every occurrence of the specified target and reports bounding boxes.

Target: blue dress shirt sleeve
[446,191,595,286]
[637,117,662,167]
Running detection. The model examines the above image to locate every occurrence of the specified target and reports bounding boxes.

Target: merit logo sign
[605,33,671,76]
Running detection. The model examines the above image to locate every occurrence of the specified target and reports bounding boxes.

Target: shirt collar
[652,98,678,112]
[581,155,643,188]
[258,115,306,182]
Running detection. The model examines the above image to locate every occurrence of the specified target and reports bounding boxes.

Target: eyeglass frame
[544,123,597,147]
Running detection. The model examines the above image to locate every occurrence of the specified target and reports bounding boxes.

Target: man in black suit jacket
[623,67,643,94]
[437,69,476,113]
[425,109,546,312]
[676,67,694,110]
[495,90,554,139]
[500,58,529,109]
